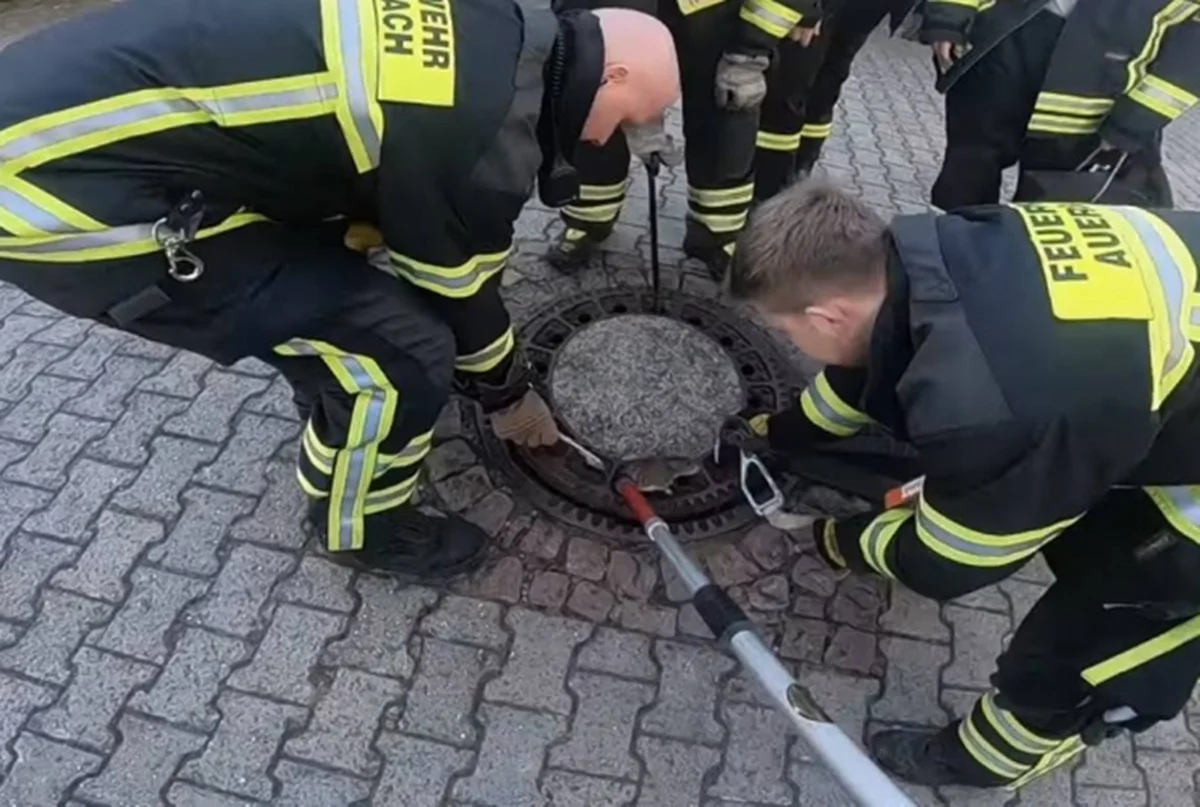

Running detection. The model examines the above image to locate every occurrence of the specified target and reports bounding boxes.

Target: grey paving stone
[484,608,591,715]
[243,374,300,420]
[64,355,161,421]
[999,579,1046,629]
[226,603,344,704]
[115,333,176,360]
[127,627,248,731]
[227,460,309,549]
[565,537,609,582]
[613,600,677,637]
[950,584,1010,614]
[0,343,69,402]
[76,713,206,806]
[1015,762,1077,807]
[787,762,857,806]
[640,640,734,745]
[285,666,403,776]
[184,542,293,636]
[25,316,87,348]
[567,580,616,622]
[323,578,436,678]
[48,327,126,380]
[194,413,299,495]
[636,735,723,807]
[463,553,524,603]
[1136,749,1196,806]
[1075,787,1149,807]
[3,412,109,489]
[518,518,565,560]
[0,481,51,550]
[1133,712,1199,752]
[942,605,1011,690]
[166,783,260,807]
[704,543,760,587]
[0,438,28,475]
[273,759,373,806]
[542,771,638,806]
[451,702,566,807]
[790,669,880,763]
[1012,554,1055,585]
[707,701,794,805]
[0,315,56,361]
[0,732,102,806]
[22,459,135,542]
[741,523,793,572]
[879,586,950,643]
[92,566,209,663]
[28,646,156,752]
[434,466,492,512]
[550,670,654,779]
[1075,732,1146,789]
[146,487,256,576]
[51,509,163,602]
[400,637,497,746]
[180,689,307,800]
[425,440,477,481]
[86,392,190,466]
[528,570,570,608]
[463,490,516,538]
[829,576,887,631]
[0,589,111,684]
[607,550,657,601]
[575,625,658,681]
[275,555,356,612]
[0,533,79,621]
[115,437,222,523]
[0,375,87,441]
[0,671,58,770]
[162,370,267,444]
[374,733,473,807]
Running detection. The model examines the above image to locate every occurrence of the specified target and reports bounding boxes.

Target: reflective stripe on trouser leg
[274,338,432,551]
[688,183,754,247]
[562,178,628,233]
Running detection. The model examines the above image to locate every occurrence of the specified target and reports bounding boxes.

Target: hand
[788,19,821,46]
[714,411,772,464]
[931,40,956,70]
[490,388,560,448]
[715,52,771,111]
[622,119,684,168]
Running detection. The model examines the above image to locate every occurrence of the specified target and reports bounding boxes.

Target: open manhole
[470,286,804,542]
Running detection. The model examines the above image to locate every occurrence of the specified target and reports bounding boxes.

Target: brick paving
[2,1,1200,804]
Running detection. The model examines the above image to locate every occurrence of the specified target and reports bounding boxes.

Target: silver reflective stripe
[0,186,80,234]
[0,222,156,255]
[861,516,895,575]
[335,0,381,167]
[0,85,338,165]
[1036,94,1111,116]
[456,329,514,371]
[959,722,1027,779]
[742,0,800,30]
[1155,485,1200,530]
[391,255,507,292]
[804,382,866,434]
[1112,208,1189,382]
[382,434,432,469]
[1134,80,1193,117]
[982,694,1059,753]
[916,507,1053,561]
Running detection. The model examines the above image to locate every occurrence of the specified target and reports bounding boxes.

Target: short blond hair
[729,180,888,312]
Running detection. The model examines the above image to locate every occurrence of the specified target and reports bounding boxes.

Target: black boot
[682,221,733,282]
[870,727,982,788]
[548,226,610,273]
[307,502,490,580]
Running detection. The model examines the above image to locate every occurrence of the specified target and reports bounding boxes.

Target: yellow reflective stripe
[929,0,982,7]
[378,430,434,471]
[1027,112,1101,135]
[916,496,1077,568]
[740,0,803,38]
[296,466,330,498]
[1033,91,1114,117]
[387,247,510,299]
[756,130,802,151]
[688,209,749,233]
[363,473,420,515]
[798,371,872,437]
[979,694,1060,756]
[1124,0,1198,97]
[688,183,755,208]
[0,75,339,175]
[1082,612,1200,686]
[0,210,269,263]
[1004,736,1086,791]
[577,180,628,202]
[322,0,385,172]
[1108,207,1197,410]
[0,175,106,236]
[272,338,397,552]
[302,421,337,477]
[564,202,623,223]
[722,241,737,256]
[857,508,911,578]
[958,717,1030,780]
[1145,485,1200,541]
[455,327,515,374]
[801,122,833,139]
[1129,73,1199,120]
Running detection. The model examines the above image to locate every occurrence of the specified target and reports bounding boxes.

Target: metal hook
[739,450,784,517]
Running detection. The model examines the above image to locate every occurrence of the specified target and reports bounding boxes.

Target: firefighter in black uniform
[730,180,1200,790]
[754,0,917,201]
[924,0,1200,211]
[548,0,820,280]
[0,0,680,578]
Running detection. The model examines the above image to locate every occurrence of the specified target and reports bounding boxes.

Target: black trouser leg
[932,490,1200,789]
[932,11,1064,210]
[754,36,831,202]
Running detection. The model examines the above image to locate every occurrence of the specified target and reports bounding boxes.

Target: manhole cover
[470,286,803,542]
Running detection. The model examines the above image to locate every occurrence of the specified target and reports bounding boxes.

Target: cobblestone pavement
[3,1,1200,805]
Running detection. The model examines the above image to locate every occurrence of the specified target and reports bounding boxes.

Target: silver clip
[152,219,205,282]
[739,449,784,517]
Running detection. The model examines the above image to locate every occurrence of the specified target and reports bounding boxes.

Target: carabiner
[739,449,784,517]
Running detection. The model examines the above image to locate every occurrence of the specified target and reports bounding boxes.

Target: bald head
[580,7,680,145]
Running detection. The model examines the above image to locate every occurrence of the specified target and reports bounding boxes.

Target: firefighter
[754,0,916,202]
[0,0,680,579]
[728,180,1200,790]
[548,0,821,280]
[924,0,1200,210]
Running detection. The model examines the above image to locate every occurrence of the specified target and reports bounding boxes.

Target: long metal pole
[645,158,662,313]
[615,479,916,807]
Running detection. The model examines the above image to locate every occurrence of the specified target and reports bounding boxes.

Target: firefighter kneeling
[729,182,1200,790]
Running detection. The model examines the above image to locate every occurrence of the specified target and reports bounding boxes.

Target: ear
[603,63,630,84]
[803,302,845,337]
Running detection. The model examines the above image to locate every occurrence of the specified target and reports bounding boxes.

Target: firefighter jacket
[923,0,1200,157]
[675,0,822,60]
[0,0,599,403]
[767,202,1200,602]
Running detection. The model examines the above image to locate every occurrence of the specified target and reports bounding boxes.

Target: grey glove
[715,52,770,111]
[622,119,684,168]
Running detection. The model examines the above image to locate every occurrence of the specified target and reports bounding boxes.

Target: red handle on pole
[615,477,658,526]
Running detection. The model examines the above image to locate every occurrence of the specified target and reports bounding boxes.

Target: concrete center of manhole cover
[550,314,744,460]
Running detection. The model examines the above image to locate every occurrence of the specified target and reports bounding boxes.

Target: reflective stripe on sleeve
[1123,0,1199,99]
[1128,73,1200,121]
[322,0,385,172]
[798,371,872,437]
[915,496,1078,567]
[927,0,983,7]
[455,327,515,374]
[387,248,510,299]
[739,0,803,39]
[857,507,912,579]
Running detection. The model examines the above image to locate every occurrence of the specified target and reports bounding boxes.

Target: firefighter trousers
[561,0,758,260]
[91,220,455,554]
[755,0,892,201]
[932,489,1200,789]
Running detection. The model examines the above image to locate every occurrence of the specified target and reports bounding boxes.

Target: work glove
[713,410,773,469]
[622,120,683,169]
[490,388,561,449]
[715,52,770,111]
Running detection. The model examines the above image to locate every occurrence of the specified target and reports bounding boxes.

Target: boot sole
[326,542,490,583]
